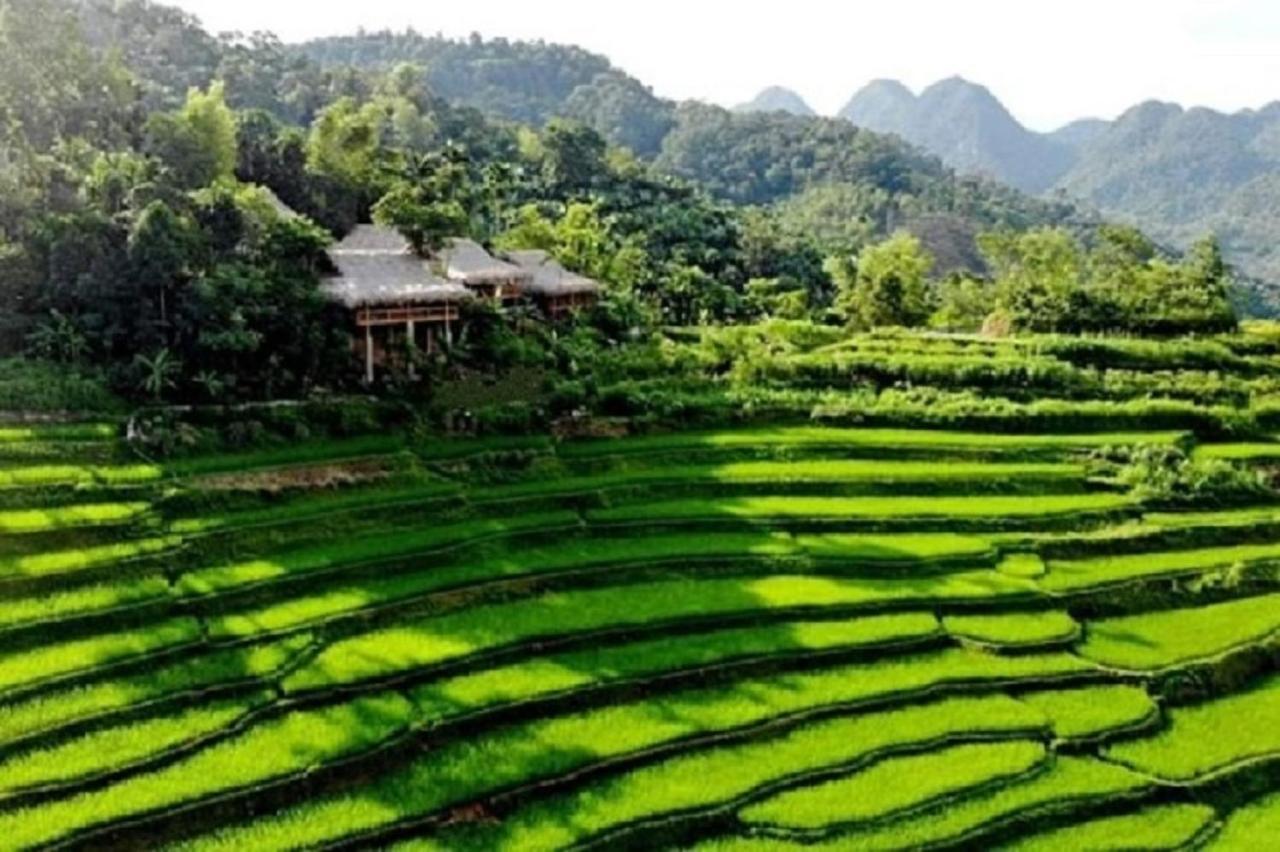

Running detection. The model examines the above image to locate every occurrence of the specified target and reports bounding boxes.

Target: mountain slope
[839,76,1075,193]
[1055,100,1280,303]
[733,86,815,117]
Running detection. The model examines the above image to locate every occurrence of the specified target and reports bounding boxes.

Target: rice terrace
[0,328,1279,851]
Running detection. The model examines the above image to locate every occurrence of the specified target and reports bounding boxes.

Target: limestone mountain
[838,76,1075,193]
[733,86,816,117]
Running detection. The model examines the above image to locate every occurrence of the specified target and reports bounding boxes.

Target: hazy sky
[167,0,1280,131]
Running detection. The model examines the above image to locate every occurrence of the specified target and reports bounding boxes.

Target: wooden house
[504,250,602,319]
[439,239,532,304]
[322,225,472,383]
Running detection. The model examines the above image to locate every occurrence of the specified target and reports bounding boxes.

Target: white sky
[167,0,1280,131]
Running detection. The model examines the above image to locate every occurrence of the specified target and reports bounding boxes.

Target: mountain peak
[733,86,815,117]
[839,75,1075,193]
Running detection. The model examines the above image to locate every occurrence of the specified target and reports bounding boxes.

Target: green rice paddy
[1,417,1276,851]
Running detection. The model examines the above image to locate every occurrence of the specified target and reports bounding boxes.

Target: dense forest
[0,0,1240,409]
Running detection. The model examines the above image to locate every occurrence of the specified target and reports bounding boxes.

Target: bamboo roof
[323,225,472,308]
[504,249,602,296]
[441,239,532,286]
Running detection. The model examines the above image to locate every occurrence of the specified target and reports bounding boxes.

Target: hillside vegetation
[3,326,1280,849]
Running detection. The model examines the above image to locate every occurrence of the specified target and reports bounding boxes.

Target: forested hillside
[826,76,1280,310]
[1055,100,1280,310]
[0,0,1243,413]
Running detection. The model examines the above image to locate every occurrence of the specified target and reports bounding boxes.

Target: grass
[165,435,409,477]
[1144,504,1280,527]
[0,501,150,534]
[1194,442,1280,460]
[0,694,262,793]
[175,511,577,596]
[0,575,171,631]
[589,493,1134,525]
[167,477,464,537]
[471,459,1086,502]
[944,611,1079,646]
[0,692,416,850]
[0,424,116,443]
[175,650,1087,852]
[1017,686,1158,740]
[0,464,161,489]
[998,553,1047,578]
[1104,674,1280,779]
[692,757,1149,851]
[0,536,180,582]
[413,700,1047,852]
[1043,543,1280,591]
[177,525,989,600]
[10,412,1280,851]
[1212,791,1280,850]
[404,613,942,714]
[0,636,309,745]
[558,427,1184,458]
[1003,803,1216,851]
[1076,593,1280,670]
[740,740,1047,829]
[277,573,1035,689]
[0,619,201,696]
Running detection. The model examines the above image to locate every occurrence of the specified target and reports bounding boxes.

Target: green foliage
[144,83,238,190]
[977,227,1237,335]
[830,231,934,329]
[1113,445,1270,506]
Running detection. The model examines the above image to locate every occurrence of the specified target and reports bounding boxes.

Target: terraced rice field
[3,420,1279,850]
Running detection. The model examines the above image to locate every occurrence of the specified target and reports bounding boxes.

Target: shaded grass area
[0,536,179,583]
[558,427,1186,458]
[944,611,1079,647]
[589,493,1135,525]
[1016,686,1158,741]
[740,740,1047,830]
[276,573,1034,689]
[0,618,200,696]
[1043,543,1280,591]
[0,501,150,534]
[1076,593,1280,670]
[1002,802,1216,851]
[0,694,262,795]
[1211,791,1280,850]
[0,693,416,850]
[397,700,1047,852]
[692,757,1150,851]
[0,636,309,746]
[1104,674,1280,780]
[170,650,1090,852]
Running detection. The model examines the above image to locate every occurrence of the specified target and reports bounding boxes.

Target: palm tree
[134,349,181,402]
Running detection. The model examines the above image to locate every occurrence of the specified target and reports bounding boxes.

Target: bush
[1113,445,1273,506]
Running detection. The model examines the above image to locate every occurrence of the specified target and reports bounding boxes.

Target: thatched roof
[505,249,602,296]
[323,225,472,308]
[441,239,532,286]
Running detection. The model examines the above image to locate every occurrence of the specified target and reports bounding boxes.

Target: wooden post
[407,318,416,379]
[364,323,374,385]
